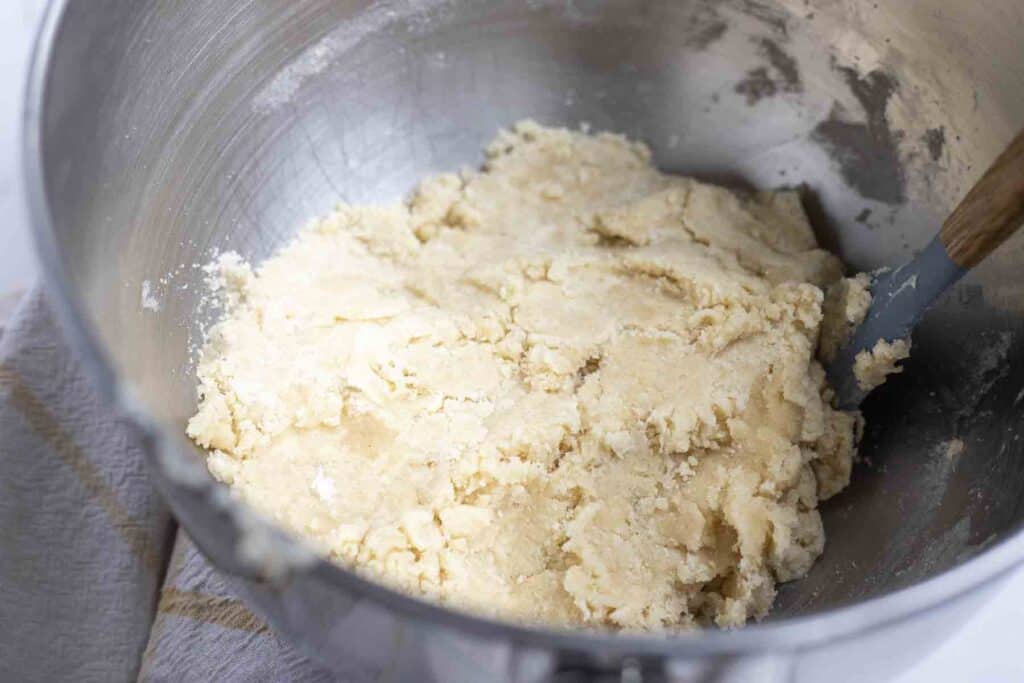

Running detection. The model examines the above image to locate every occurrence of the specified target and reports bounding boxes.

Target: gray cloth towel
[0,290,337,682]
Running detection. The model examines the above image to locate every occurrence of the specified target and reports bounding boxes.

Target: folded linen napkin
[0,290,337,682]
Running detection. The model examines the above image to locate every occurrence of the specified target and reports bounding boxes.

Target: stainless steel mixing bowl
[24,0,1024,680]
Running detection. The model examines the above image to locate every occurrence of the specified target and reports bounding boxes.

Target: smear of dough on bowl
[188,121,900,630]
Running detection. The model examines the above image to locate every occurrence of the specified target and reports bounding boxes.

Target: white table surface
[2,2,1022,680]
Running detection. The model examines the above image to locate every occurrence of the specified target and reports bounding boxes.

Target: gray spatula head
[826,236,966,409]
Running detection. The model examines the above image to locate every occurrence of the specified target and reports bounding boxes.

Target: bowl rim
[23,0,1024,660]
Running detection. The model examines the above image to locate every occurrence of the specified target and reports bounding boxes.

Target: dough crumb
[140,280,160,312]
[943,438,965,462]
[820,273,872,362]
[188,122,873,631]
[853,338,911,391]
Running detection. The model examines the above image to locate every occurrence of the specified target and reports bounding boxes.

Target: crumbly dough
[819,272,873,362]
[854,338,912,391]
[188,121,867,630]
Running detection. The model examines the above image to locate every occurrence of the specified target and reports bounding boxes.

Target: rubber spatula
[828,128,1024,409]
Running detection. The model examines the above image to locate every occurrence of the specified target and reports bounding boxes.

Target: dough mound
[188,122,864,630]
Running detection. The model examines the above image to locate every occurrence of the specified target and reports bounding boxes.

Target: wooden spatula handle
[941,128,1024,269]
